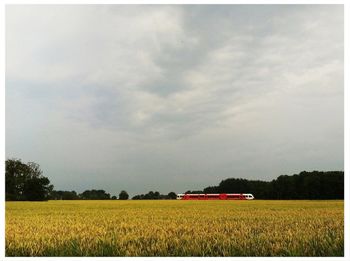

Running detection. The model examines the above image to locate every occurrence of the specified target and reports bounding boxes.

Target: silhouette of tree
[119,190,129,200]
[5,158,53,201]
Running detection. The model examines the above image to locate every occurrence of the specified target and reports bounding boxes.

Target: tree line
[5,158,344,201]
[186,171,344,199]
[132,191,177,200]
[50,189,130,200]
[5,159,130,201]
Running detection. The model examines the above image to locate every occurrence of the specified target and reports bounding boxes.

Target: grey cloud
[6,5,343,195]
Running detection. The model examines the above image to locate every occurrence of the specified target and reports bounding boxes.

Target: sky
[6,5,344,196]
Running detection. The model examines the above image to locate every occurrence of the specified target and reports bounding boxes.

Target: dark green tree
[132,191,178,200]
[201,171,344,200]
[167,192,177,199]
[5,158,53,201]
[50,190,79,200]
[154,191,160,199]
[79,189,111,200]
[119,190,129,200]
[79,189,110,200]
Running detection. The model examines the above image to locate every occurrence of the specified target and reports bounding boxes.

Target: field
[6,200,344,257]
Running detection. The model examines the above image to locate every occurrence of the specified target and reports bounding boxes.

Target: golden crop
[5,200,343,256]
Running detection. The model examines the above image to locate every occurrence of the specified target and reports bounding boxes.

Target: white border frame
[1,1,349,261]
[1,1,5,260]
[343,2,349,261]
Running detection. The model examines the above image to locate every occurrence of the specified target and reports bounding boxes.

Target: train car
[176,193,254,200]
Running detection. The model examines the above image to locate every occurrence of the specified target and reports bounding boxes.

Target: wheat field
[5,200,343,256]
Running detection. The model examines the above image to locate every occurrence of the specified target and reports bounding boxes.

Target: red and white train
[176,193,254,200]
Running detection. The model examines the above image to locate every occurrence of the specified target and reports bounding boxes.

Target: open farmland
[5,200,343,257]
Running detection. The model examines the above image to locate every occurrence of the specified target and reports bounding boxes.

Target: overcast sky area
[6,5,343,196]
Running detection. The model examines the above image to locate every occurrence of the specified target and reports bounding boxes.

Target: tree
[201,171,344,200]
[79,189,110,200]
[119,190,129,200]
[132,191,178,200]
[167,192,177,199]
[5,158,53,201]
[50,190,79,200]
[111,196,117,200]
[154,191,160,199]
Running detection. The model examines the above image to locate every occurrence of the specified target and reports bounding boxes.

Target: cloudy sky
[6,5,343,196]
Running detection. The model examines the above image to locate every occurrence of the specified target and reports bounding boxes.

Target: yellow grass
[5,200,343,256]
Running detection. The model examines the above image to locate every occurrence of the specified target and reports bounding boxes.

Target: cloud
[6,5,343,195]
